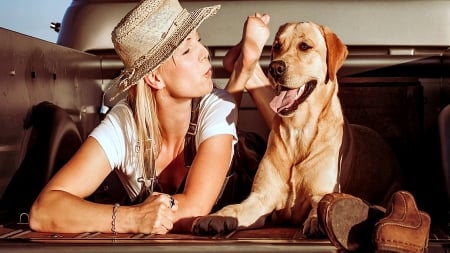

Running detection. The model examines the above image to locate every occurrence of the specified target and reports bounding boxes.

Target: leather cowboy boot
[373,190,431,253]
[318,192,386,252]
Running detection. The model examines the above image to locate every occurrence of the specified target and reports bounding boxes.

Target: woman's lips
[204,68,212,78]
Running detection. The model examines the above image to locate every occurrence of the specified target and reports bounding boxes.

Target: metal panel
[57,0,450,52]
[0,28,103,199]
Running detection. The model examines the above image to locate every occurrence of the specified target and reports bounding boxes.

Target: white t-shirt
[89,88,238,200]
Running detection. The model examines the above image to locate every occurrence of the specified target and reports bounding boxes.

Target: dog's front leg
[192,154,289,235]
[303,195,325,236]
[302,155,340,236]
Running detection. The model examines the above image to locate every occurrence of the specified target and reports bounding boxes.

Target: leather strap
[184,97,201,168]
[176,97,201,194]
[179,96,232,202]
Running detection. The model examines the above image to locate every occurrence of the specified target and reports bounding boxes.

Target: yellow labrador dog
[193,22,402,237]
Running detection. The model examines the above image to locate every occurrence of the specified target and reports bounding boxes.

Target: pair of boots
[318,190,430,252]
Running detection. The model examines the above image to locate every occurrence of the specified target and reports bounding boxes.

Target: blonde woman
[29,0,273,234]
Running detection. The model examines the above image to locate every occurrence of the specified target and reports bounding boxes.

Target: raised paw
[192,215,238,235]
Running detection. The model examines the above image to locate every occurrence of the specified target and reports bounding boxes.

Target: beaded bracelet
[111,203,120,234]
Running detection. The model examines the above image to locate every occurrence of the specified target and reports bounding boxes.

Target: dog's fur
[193,22,402,236]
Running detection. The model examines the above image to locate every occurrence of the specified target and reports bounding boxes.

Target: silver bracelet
[111,203,120,234]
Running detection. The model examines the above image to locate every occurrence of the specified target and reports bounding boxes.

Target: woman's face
[157,30,213,99]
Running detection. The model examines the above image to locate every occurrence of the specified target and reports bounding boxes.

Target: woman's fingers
[135,193,177,234]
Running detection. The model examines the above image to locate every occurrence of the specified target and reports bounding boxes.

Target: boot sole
[319,193,385,251]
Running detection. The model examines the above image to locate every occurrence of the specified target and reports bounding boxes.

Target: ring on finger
[169,196,175,208]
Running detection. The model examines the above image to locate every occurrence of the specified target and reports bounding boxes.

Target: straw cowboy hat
[106,0,220,101]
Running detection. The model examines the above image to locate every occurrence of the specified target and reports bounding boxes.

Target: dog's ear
[320,25,348,82]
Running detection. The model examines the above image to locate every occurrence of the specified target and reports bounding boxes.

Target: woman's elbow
[29,197,55,232]
[29,201,45,232]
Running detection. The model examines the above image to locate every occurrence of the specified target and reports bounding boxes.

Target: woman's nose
[199,45,210,62]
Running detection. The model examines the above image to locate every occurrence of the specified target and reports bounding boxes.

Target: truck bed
[0,223,449,253]
[1,1,449,252]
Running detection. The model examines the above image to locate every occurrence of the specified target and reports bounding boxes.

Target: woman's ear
[143,72,165,90]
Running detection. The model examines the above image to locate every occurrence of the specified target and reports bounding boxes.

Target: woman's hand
[129,193,178,234]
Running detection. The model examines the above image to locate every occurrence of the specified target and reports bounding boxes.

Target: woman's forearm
[30,190,115,233]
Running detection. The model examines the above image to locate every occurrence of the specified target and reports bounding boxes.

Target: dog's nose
[269,60,286,79]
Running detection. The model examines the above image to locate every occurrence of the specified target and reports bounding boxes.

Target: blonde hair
[127,78,162,196]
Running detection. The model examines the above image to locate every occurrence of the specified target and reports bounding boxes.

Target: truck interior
[0,0,449,252]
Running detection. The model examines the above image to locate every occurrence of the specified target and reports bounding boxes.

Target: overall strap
[176,97,201,194]
[184,97,201,168]
[179,96,235,206]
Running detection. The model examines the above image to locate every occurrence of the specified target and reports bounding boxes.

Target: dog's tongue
[269,88,298,113]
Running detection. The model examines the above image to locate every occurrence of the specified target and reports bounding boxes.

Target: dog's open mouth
[269,80,317,116]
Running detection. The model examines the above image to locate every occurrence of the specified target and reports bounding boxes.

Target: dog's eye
[273,42,281,51]
[299,42,311,51]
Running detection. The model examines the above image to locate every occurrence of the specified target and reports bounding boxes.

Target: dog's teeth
[296,85,305,99]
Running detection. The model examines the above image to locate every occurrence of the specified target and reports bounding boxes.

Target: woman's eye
[180,36,201,55]
[182,48,190,55]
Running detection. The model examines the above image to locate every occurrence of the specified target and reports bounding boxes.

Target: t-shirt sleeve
[196,88,238,148]
[89,102,133,170]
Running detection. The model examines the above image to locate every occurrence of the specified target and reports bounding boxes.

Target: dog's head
[268,22,348,116]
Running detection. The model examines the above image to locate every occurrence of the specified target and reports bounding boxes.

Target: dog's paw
[191,215,238,235]
[302,215,325,238]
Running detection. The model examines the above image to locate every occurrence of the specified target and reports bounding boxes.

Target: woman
[29,0,273,234]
